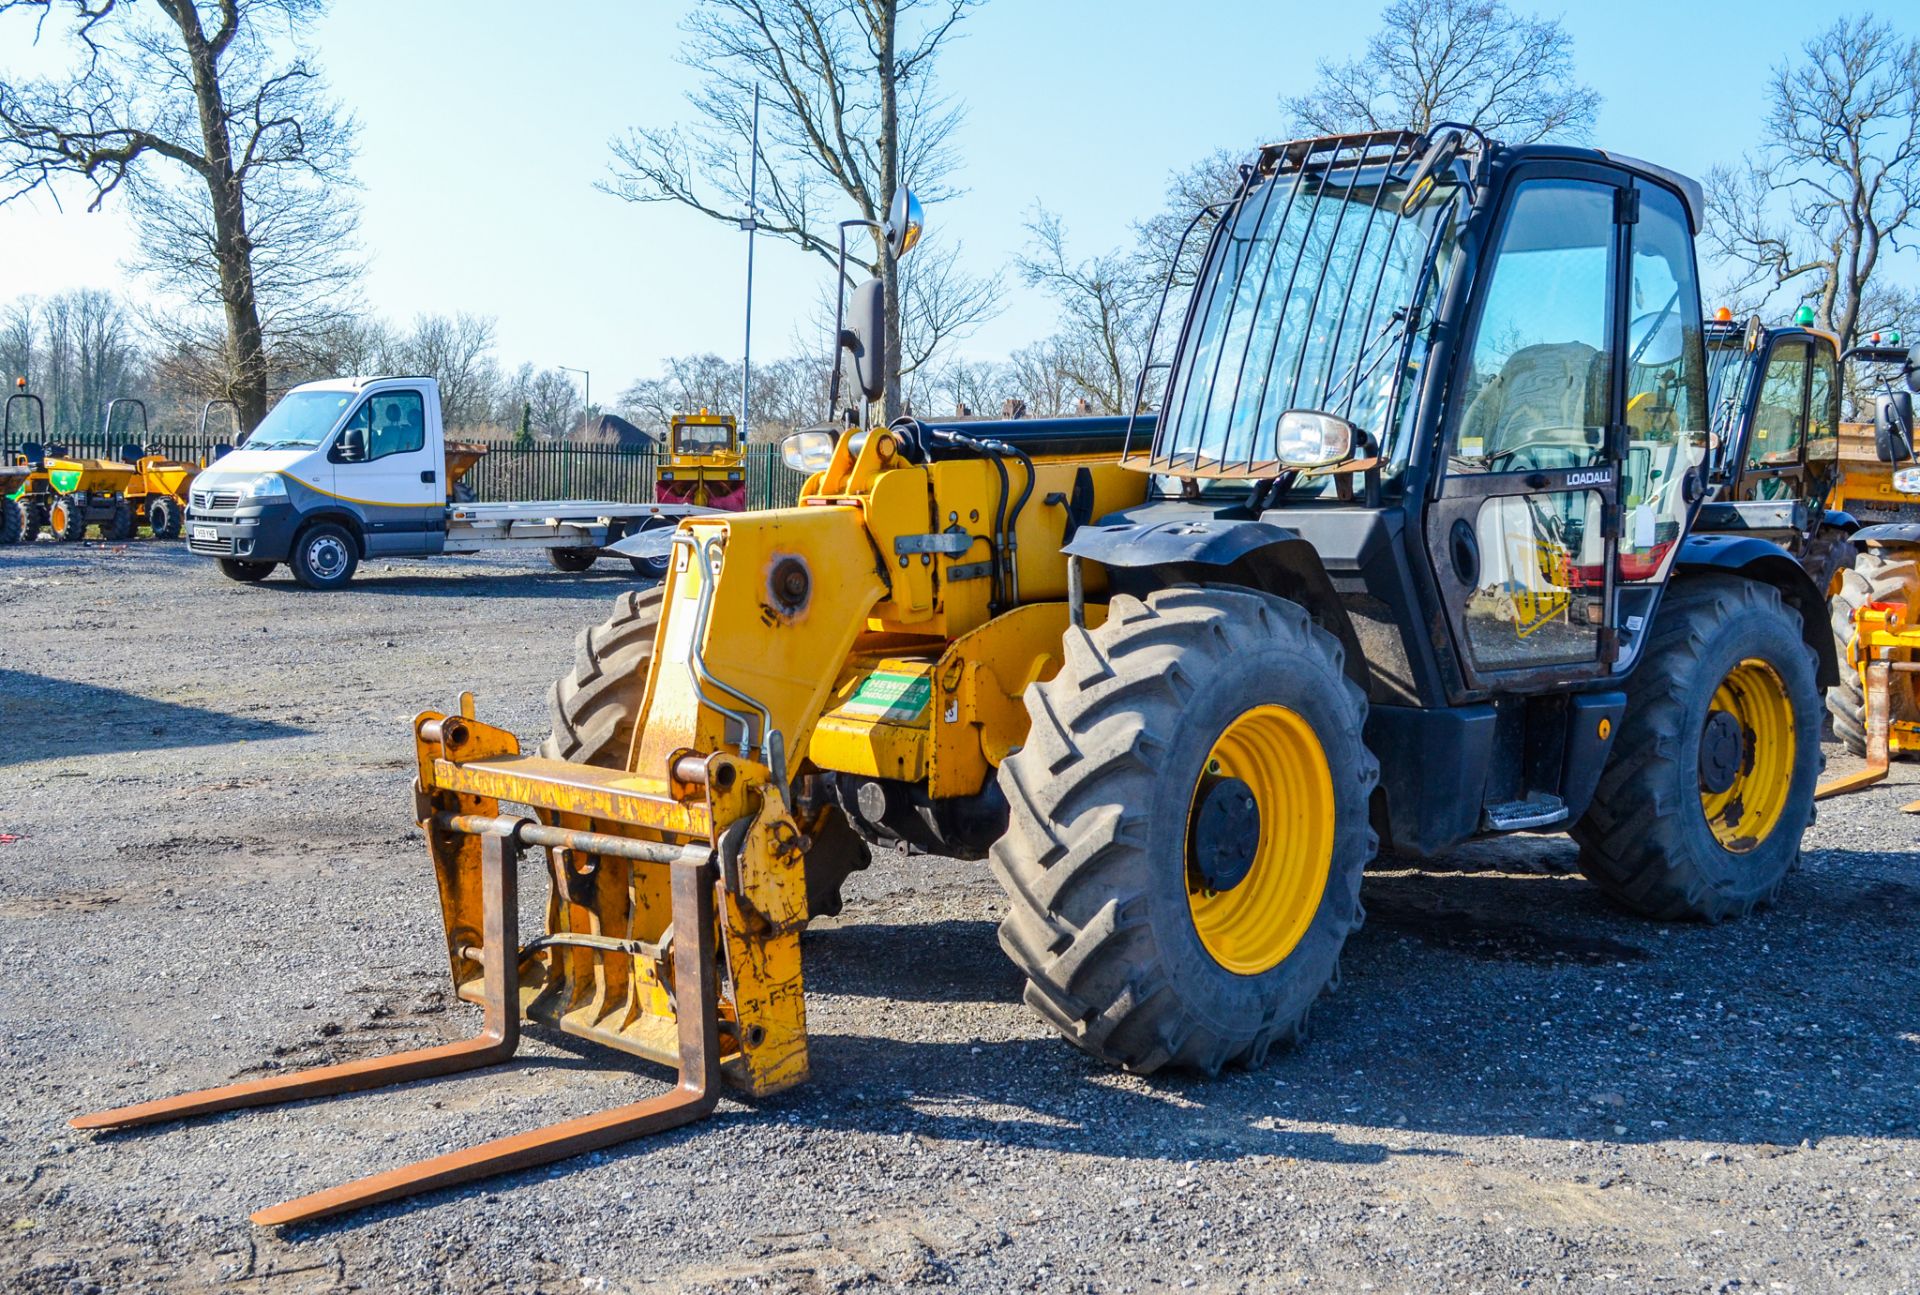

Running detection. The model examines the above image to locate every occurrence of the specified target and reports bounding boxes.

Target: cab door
[1423,170,1629,691]
[1734,337,1810,502]
[327,385,444,555]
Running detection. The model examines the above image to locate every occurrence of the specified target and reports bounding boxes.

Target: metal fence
[3,431,813,511]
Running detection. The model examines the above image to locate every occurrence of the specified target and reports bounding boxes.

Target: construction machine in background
[1699,309,1856,591]
[76,131,1837,1225]
[1818,342,1920,795]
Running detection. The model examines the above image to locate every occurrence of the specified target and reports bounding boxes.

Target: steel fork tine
[73,834,524,1132]
[251,857,721,1227]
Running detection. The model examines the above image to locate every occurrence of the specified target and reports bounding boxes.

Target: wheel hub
[1190,776,1261,892]
[1698,708,1745,795]
[308,536,347,578]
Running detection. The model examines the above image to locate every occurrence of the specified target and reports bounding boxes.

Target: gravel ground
[1,540,1916,1295]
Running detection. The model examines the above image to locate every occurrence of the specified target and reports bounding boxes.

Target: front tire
[1826,548,1920,756]
[1571,577,1820,921]
[146,495,183,539]
[19,500,46,542]
[0,496,21,545]
[1800,524,1855,597]
[289,522,359,590]
[49,498,88,542]
[991,586,1376,1075]
[105,497,135,541]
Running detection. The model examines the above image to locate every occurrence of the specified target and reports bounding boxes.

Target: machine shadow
[240,569,659,599]
[281,851,1920,1234]
[0,669,309,766]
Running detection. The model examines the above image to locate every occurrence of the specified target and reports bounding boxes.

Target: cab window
[1618,183,1707,583]
[334,391,427,463]
[1450,178,1614,473]
[1748,342,1808,467]
[1807,347,1838,462]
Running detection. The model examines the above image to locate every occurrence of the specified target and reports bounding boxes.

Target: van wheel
[290,522,359,590]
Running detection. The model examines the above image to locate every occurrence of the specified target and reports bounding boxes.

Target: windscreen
[1151,136,1463,479]
[1704,330,1757,469]
[244,390,357,450]
[673,421,735,455]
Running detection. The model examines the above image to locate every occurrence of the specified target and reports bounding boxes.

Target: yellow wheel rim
[1698,659,1795,853]
[50,502,68,532]
[1185,704,1335,975]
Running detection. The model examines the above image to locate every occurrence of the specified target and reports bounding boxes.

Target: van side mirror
[339,425,368,463]
[840,277,887,403]
[1876,391,1915,463]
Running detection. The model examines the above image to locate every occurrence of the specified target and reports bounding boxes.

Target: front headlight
[239,472,287,499]
[780,429,838,473]
[1274,411,1357,468]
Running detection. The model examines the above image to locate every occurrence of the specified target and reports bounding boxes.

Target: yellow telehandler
[77,133,1837,1226]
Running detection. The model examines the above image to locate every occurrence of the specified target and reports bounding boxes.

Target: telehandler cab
[77,130,1834,1225]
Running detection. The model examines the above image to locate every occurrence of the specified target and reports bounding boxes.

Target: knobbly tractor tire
[991,586,1377,1075]
[146,495,183,539]
[105,497,135,541]
[1800,525,1855,598]
[49,497,88,542]
[547,547,598,573]
[0,496,21,545]
[540,587,869,918]
[1571,576,1821,922]
[289,521,359,590]
[19,500,46,543]
[1826,548,1920,756]
[218,558,275,582]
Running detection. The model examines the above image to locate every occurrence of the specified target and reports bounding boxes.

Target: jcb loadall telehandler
[78,130,1834,1225]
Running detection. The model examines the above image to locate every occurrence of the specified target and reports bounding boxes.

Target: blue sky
[2,0,1915,398]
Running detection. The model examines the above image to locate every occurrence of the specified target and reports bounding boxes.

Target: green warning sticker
[841,670,932,722]
[49,469,80,494]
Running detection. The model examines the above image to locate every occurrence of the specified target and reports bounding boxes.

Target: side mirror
[1876,391,1915,463]
[885,187,923,260]
[1744,315,1767,354]
[339,425,367,463]
[840,277,887,403]
[1401,130,1461,214]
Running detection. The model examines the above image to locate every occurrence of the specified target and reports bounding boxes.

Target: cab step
[1481,794,1569,832]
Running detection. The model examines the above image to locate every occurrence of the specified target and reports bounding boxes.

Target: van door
[328,386,444,555]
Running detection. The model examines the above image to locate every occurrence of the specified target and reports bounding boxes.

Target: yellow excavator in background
[76,133,1840,1227]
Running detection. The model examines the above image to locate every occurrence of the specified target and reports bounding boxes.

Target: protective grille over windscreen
[1149,132,1458,478]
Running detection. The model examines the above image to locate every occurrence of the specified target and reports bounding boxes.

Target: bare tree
[1017,208,1156,415]
[602,0,995,419]
[1285,0,1600,143]
[383,313,499,430]
[0,0,360,431]
[1,289,145,438]
[1703,15,1920,353]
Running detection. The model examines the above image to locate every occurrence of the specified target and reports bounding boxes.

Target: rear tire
[0,496,20,545]
[1800,524,1855,598]
[541,588,868,919]
[991,586,1376,1075]
[289,521,359,590]
[50,498,88,542]
[548,548,597,573]
[1571,577,1821,921]
[218,558,275,583]
[1826,548,1920,756]
[105,497,135,541]
[19,500,45,542]
[146,495,183,539]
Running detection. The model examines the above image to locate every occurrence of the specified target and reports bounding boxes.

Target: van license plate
[192,526,218,542]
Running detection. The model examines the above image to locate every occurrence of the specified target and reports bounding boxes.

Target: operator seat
[1458,341,1608,471]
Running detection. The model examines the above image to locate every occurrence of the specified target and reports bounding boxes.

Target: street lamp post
[557,364,589,499]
